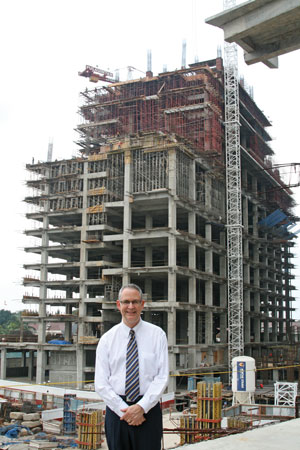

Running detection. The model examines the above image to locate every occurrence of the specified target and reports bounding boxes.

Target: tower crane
[223,0,244,370]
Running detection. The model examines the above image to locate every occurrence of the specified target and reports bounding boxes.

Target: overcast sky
[1,0,300,318]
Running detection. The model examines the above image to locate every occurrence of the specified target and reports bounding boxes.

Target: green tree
[0,310,21,334]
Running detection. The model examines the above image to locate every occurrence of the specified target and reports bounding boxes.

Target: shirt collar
[121,319,143,336]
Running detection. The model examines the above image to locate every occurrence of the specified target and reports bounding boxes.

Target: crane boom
[79,65,116,83]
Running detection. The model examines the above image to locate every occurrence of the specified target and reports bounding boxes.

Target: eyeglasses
[119,300,142,306]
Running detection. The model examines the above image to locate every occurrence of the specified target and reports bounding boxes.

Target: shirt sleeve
[95,334,128,418]
[137,330,169,414]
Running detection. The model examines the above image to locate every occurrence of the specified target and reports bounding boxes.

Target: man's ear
[116,300,121,312]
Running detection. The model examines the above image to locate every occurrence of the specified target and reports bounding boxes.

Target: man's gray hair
[118,284,143,300]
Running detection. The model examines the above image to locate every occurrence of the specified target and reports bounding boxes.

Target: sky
[1,0,300,318]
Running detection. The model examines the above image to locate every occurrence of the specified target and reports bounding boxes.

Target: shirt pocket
[140,351,157,380]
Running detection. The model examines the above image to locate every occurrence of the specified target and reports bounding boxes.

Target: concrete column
[167,149,177,392]
[254,266,260,315]
[28,350,34,380]
[36,350,46,384]
[188,209,196,305]
[271,321,277,342]
[145,245,152,267]
[220,314,227,344]
[254,319,260,343]
[0,348,7,379]
[188,310,196,368]
[36,167,50,385]
[243,196,249,232]
[263,320,269,342]
[244,259,250,313]
[220,231,226,277]
[252,176,257,196]
[205,311,213,345]
[168,149,177,303]
[123,150,132,285]
[254,292,260,314]
[205,281,213,307]
[145,213,153,295]
[76,347,85,389]
[167,307,176,392]
[244,315,251,344]
[188,160,196,366]
[252,204,258,237]
[205,175,212,209]
[65,304,72,341]
[77,160,89,386]
[220,283,227,308]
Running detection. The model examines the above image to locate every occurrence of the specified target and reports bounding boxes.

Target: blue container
[63,394,76,435]
[188,377,196,391]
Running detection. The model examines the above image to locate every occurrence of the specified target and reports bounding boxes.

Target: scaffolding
[77,62,223,156]
[274,382,298,407]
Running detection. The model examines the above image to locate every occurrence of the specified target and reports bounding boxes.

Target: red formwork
[78,61,224,155]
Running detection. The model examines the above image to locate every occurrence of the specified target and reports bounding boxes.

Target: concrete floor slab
[180,418,300,450]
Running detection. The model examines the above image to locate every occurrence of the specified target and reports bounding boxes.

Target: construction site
[0,53,293,392]
[0,0,299,447]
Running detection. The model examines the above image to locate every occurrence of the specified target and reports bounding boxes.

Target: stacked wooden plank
[42,419,62,434]
[29,442,58,450]
[76,409,103,449]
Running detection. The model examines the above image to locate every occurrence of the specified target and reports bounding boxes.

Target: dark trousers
[105,400,162,450]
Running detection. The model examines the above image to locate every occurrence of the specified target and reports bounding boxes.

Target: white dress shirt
[95,319,169,417]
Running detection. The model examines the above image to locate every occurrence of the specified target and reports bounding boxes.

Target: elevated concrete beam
[206,0,300,67]
[244,34,300,65]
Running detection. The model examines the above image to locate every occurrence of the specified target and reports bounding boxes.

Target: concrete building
[206,0,300,68]
[2,57,296,390]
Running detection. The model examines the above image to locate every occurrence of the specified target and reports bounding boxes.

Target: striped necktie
[125,329,139,402]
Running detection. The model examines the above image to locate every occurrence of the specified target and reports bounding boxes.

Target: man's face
[117,287,145,328]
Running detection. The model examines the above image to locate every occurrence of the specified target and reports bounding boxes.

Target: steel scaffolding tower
[223,0,244,366]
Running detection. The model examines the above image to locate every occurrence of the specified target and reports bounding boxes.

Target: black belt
[119,395,143,405]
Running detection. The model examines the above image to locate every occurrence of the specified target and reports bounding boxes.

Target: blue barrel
[188,377,195,391]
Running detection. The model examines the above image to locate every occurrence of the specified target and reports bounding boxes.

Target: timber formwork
[12,58,296,389]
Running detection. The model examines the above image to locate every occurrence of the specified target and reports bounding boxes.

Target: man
[95,283,169,450]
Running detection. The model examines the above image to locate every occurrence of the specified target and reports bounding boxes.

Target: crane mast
[223,0,244,367]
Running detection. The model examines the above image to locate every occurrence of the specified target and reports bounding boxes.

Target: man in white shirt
[95,283,169,450]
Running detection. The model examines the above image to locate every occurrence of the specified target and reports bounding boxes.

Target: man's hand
[120,404,145,426]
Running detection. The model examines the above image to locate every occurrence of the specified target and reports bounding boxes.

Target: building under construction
[4,57,298,390]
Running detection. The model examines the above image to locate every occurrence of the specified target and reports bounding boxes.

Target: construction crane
[223,0,244,370]
[78,65,116,83]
